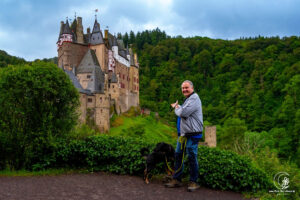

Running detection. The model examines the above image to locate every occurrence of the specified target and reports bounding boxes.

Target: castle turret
[90,19,104,45]
[57,19,73,48]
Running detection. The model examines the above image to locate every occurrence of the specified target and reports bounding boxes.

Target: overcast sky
[1,0,300,61]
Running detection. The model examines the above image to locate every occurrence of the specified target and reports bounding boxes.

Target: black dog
[141,142,175,184]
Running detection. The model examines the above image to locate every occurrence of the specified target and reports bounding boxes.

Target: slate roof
[77,49,105,93]
[107,33,118,49]
[64,70,91,95]
[89,19,104,45]
[62,20,72,34]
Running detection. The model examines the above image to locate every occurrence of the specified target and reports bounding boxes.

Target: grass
[109,113,177,145]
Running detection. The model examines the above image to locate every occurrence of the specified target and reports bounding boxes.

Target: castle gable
[77,49,105,93]
[77,49,100,70]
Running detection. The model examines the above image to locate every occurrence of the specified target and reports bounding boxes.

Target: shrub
[52,136,153,175]
[28,136,271,192]
[0,62,79,169]
[218,118,247,150]
[198,146,272,192]
[111,115,124,127]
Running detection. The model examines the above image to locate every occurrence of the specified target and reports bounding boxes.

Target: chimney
[76,17,84,44]
[105,29,108,39]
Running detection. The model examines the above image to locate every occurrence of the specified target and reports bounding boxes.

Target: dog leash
[165,136,187,174]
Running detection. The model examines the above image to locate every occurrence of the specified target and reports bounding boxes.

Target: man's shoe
[164,179,182,188]
[187,181,200,192]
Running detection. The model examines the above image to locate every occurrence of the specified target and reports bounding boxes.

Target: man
[165,80,203,192]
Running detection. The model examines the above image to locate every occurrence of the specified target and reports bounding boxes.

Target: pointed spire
[63,18,72,34]
[90,17,104,45]
[92,18,100,33]
[95,9,98,20]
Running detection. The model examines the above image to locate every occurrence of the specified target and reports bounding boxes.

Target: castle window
[88,98,92,103]
[87,75,91,78]
[112,85,114,88]
[100,97,102,103]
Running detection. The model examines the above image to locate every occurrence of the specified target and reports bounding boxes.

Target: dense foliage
[0,61,79,169]
[0,50,27,67]
[119,30,299,164]
[197,146,271,192]
[20,135,270,192]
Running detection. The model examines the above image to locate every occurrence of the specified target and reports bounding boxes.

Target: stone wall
[95,93,110,132]
[58,43,88,70]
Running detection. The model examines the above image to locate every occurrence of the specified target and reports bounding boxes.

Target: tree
[129,30,135,44]
[123,32,129,47]
[0,61,79,169]
[192,49,213,76]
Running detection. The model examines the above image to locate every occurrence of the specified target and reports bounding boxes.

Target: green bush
[198,146,272,192]
[247,148,300,199]
[217,118,247,150]
[51,136,153,175]
[0,62,79,169]
[28,136,270,192]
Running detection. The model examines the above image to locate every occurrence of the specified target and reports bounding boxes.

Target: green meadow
[109,113,177,145]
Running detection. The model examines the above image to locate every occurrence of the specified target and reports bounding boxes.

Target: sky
[0,0,300,61]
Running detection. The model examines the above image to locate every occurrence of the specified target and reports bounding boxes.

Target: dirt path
[0,172,248,200]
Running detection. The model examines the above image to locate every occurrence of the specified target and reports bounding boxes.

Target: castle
[57,16,139,132]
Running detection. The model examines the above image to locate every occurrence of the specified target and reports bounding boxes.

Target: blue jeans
[173,136,200,183]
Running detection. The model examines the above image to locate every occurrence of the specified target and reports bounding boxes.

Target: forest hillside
[120,29,299,165]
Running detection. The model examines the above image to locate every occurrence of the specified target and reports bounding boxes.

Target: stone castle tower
[57,16,139,132]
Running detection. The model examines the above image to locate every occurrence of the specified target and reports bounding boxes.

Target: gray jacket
[175,92,203,136]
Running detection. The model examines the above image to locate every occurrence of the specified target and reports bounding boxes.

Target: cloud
[171,0,300,38]
[1,0,300,61]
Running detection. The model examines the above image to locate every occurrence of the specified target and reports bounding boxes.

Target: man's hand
[171,100,178,108]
